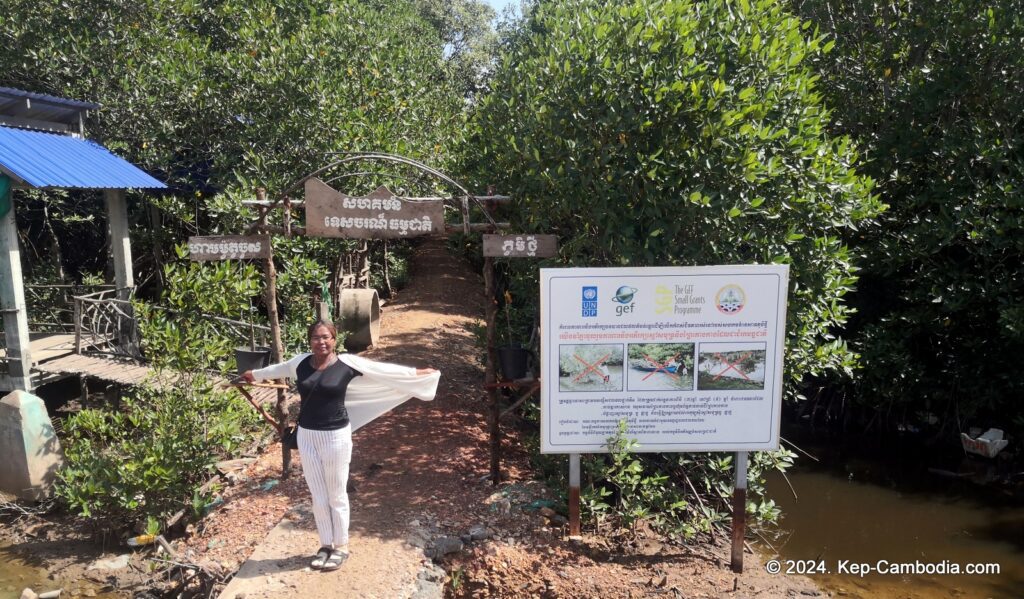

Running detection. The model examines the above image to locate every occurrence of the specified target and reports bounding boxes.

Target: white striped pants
[297,425,353,547]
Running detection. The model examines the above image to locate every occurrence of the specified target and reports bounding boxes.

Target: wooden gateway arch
[207,153,555,480]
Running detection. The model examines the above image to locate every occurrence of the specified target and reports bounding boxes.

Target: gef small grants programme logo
[581,286,598,317]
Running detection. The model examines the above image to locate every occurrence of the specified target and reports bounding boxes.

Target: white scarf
[338,353,441,431]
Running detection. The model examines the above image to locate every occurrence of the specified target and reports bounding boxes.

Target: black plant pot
[497,345,531,381]
[235,346,271,375]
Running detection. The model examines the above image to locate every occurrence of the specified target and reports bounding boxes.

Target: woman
[241,319,439,571]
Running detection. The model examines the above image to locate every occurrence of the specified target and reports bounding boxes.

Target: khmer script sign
[304,178,444,239]
[188,235,271,261]
[540,265,790,453]
[482,234,558,258]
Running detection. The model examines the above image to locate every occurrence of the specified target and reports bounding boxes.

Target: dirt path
[216,237,512,598]
[197,237,822,598]
[2,237,821,598]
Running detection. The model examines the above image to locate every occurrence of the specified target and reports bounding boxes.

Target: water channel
[763,440,1024,598]
[0,543,116,599]
[0,545,53,599]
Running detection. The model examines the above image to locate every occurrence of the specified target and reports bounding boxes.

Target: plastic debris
[127,534,157,547]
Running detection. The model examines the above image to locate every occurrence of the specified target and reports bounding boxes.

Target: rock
[418,566,444,583]
[406,531,430,549]
[86,555,130,571]
[81,590,97,598]
[412,563,446,599]
[469,525,490,541]
[429,536,463,558]
[19,589,37,599]
[539,507,556,518]
[491,498,511,515]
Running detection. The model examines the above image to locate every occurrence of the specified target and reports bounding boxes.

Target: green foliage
[416,0,499,96]
[136,246,263,373]
[0,0,476,320]
[57,250,263,527]
[469,0,884,399]
[581,422,794,539]
[368,240,415,296]
[791,0,1024,431]
[56,380,259,526]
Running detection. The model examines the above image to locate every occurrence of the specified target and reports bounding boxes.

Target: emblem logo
[611,285,638,316]
[581,286,598,317]
[611,286,638,304]
[715,285,746,314]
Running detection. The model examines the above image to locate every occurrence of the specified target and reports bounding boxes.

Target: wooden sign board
[304,178,445,239]
[188,234,271,261]
[482,234,558,258]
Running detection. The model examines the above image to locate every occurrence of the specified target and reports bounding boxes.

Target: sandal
[321,549,349,571]
[310,546,332,569]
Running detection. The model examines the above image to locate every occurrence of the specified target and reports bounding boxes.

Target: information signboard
[482,234,558,258]
[188,235,271,261]
[540,265,789,453]
[304,178,444,239]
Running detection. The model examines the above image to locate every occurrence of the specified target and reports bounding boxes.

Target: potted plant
[497,290,530,380]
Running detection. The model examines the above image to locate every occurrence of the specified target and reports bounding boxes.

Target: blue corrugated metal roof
[0,87,100,111]
[0,126,165,189]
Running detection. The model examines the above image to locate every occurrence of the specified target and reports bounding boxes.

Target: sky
[482,0,519,17]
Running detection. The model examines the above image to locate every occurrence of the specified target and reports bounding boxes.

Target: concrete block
[0,390,63,501]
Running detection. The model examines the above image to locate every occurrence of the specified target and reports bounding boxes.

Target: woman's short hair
[307,319,337,340]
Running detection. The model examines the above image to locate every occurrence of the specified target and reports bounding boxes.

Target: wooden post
[731,451,749,573]
[256,188,291,477]
[569,453,581,537]
[484,256,501,483]
[0,187,31,391]
[104,189,133,300]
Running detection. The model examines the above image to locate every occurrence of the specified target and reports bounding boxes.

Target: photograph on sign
[626,343,695,392]
[540,265,789,454]
[557,344,623,392]
[696,343,767,391]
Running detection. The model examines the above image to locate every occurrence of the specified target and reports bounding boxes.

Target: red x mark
[573,352,611,383]
[641,353,681,381]
[712,352,752,381]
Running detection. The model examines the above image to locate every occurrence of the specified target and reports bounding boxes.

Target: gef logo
[581,286,598,317]
[611,285,637,316]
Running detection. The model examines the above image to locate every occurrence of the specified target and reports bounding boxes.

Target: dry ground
[2,237,824,599]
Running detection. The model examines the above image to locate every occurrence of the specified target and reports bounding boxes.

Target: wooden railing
[72,289,271,361]
[25,283,116,332]
[72,288,141,358]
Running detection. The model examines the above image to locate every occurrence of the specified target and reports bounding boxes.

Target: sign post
[482,234,557,482]
[732,451,749,572]
[188,218,293,477]
[539,266,788,559]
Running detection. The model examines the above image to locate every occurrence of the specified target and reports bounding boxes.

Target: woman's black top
[296,355,362,430]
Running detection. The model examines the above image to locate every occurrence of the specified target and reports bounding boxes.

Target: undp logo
[581,286,598,317]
